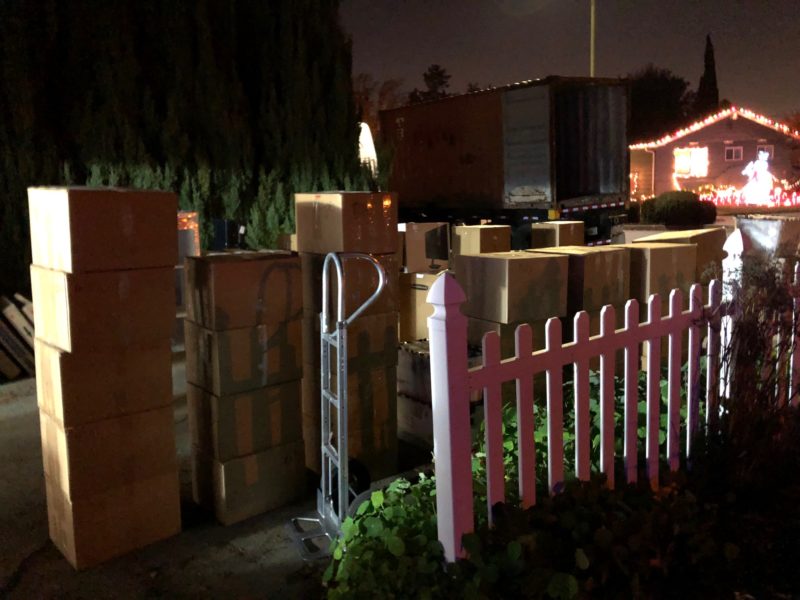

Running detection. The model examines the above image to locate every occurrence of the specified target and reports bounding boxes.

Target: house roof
[630,106,800,150]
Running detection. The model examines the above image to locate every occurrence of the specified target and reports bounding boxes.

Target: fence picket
[624,300,640,484]
[646,294,662,490]
[514,325,536,508]
[706,281,722,427]
[667,291,683,472]
[426,273,473,562]
[573,312,591,482]
[687,284,702,458]
[482,331,505,523]
[599,306,616,489]
[792,263,800,407]
[545,318,565,493]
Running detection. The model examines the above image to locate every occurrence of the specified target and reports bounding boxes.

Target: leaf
[356,500,370,516]
[547,573,579,599]
[333,546,343,560]
[364,517,384,537]
[507,540,522,561]
[371,490,385,509]
[322,561,335,583]
[341,517,356,541]
[386,535,405,557]
[575,548,590,570]
[594,527,614,548]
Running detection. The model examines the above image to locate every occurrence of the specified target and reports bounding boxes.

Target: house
[630,107,800,205]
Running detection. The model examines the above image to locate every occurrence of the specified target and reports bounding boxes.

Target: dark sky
[340,0,800,120]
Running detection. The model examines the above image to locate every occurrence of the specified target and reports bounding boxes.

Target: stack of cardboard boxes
[185,251,305,525]
[29,187,180,570]
[296,192,399,481]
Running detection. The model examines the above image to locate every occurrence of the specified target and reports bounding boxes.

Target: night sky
[341,0,800,119]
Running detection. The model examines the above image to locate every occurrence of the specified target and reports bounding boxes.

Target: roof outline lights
[630,107,800,150]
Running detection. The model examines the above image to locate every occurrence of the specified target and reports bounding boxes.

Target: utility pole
[589,0,596,77]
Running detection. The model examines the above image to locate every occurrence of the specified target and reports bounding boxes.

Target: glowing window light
[673,147,709,177]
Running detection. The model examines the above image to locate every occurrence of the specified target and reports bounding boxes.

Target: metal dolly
[288,252,386,560]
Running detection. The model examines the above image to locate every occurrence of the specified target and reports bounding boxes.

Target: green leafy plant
[640,190,716,227]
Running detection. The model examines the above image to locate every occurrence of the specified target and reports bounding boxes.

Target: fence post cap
[426,272,466,306]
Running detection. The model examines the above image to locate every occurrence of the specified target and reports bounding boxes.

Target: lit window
[757,144,774,159]
[725,146,743,161]
[673,147,709,177]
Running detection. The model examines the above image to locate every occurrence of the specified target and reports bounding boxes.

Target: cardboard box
[300,252,398,318]
[30,265,175,353]
[1,295,34,349]
[191,440,305,526]
[401,222,450,273]
[40,406,178,501]
[295,192,398,254]
[397,341,483,406]
[184,318,302,396]
[455,252,568,323]
[0,317,34,375]
[188,381,302,462]
[452,225,511,256]
[35,337,172,427]
[399,272,442,342]
[467,317,548,359]
[185,251,302,330]
[0,345,21,380]
[633,228,727,284]
[301,364,397,432]
[45,471,180,570]
[302,311,398,371]
[528,246,630,314]
[397,394,433,448]
[615,243,697,310]
[530,221,585,248]
[28,187,177,273]
[302,413,397,480]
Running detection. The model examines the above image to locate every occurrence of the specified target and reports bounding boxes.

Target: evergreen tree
[694,34,720,117]
[0,1,364,295]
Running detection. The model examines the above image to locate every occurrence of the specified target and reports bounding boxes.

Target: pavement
[0,362,328,600]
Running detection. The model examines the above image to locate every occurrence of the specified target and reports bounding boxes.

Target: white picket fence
[426,273,725,562]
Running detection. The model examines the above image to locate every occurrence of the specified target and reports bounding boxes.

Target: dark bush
[641,191,716,227]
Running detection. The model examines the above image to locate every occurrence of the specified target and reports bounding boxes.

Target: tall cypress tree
[694,34,719,117]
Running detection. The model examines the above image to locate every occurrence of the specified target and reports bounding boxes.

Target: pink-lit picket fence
[425,273,723,562]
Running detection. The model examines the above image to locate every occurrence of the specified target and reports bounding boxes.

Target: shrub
[641,191,716,227]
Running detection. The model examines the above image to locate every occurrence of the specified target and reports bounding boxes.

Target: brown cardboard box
[615,243,697,309]
[530,221,585,248]
[185,251,302,330]
[399,271,442,342]
[401,222,450,273]
[300,252,398,318]
[302,413,397,479]
[295,192,398,254]
[188,381,302,462]
[633,228,726,284]
[452,225,511,256]
[301,364,397,432]
[45,471,180,570]
[40,406,178,501]
[737,216,800,259]
[455,252,568,323]
[397,341,483,405]
[467,317,548,359]
[528,246,630,314]
[397,394,433,448]
[302,311,398,371]
[30,265,174,353]
[184,318,302,396]
[27,187,177,273]
[35,338,172,427]
[191,440,305,526]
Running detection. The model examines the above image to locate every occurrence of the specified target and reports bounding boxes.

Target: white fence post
[426,273,473,562]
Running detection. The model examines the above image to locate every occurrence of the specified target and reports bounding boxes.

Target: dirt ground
[0,363,331,600]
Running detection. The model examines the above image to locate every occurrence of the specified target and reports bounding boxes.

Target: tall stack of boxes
[185,251,305,525]
[296,192,399,481]
[29,187,180,570]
